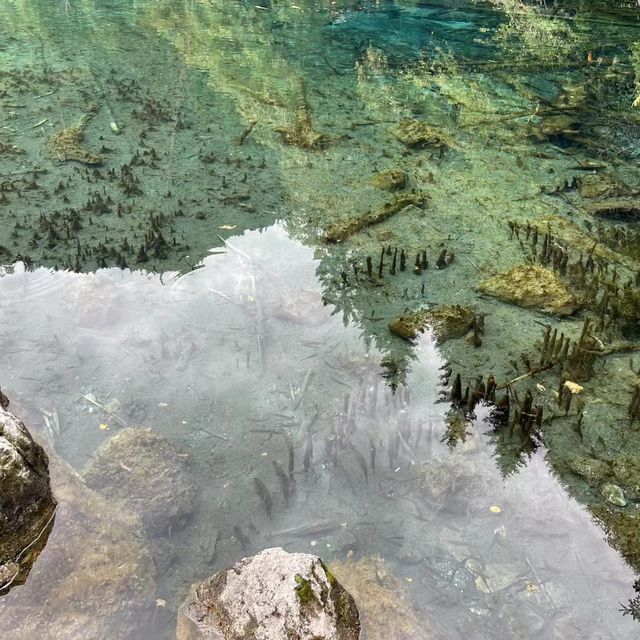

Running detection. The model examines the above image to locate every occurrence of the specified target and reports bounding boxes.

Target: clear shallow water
[1,0,640,638]
[0,225,637,638]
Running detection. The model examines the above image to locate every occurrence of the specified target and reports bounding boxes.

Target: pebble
[601,482,627,507]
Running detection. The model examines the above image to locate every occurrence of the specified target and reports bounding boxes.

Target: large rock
[176,547,360,640]
[83,427,196,536]
[0,445,156,639]
[0,404,56,594]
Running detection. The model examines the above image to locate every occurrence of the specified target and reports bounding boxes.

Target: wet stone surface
[0,405,56,594]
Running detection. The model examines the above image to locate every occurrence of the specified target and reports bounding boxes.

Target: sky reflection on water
[0,225,637,638]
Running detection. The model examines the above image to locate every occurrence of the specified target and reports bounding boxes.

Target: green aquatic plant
[489,0,584,68]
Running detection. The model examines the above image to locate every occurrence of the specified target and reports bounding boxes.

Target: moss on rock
[295,574,318,606]
[477,264,578,315]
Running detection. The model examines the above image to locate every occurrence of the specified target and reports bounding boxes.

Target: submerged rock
[331,555,443,640]
[0,404,56,594]
[176,547,360,640]
[578,173,632,200]
[371,169,407,191]
[477,264,578,315]
[389,119,454,150]
[528,114,580,141]
[539,215,630,266]
[585,197,640,222]
[389,304,475,343]
[0,448,156,639]
[274,110,330,150]
[612,456,640,499]
[48,112,102,165]
[274,289,329,326]
[601,482,627,507]
[566,455,610,487]
[83,427,196,536]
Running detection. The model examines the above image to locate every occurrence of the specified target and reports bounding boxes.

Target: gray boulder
[176,547,361,640]
[0,403,56,594]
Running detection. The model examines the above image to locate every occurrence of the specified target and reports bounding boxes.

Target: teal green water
[1,1,640,638]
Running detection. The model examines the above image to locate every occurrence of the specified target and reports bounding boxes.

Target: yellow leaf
[219,224,236,230]
[564,381,584,395]
[99,423,109,431]
[489,505,502,513]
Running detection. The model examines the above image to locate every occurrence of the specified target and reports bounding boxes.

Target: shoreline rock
[0,403,56,594]
[0,441,156,639]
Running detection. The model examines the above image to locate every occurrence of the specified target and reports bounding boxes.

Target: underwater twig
[0,168,45,179]
[596,343,640,356]
[237,120,257,145]
[34,89,56,99]
[496,363,554,391]
[200,427,231,442]
[349,120,395,128]
[323,56,343,75]
[80,393,128,427]
[216,235,265,376]
[291,368,314,411]
[459,108,551,128]
[323,193,426,243]
[40,408,60,442]
[20,118,48,132]
[465,257,483,273]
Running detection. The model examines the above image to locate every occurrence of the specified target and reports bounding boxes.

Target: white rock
[177,547,360,640]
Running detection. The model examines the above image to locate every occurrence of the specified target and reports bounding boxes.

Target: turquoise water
[1,1,640,638]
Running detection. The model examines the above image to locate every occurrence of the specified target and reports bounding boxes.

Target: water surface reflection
[0,226,636,638]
